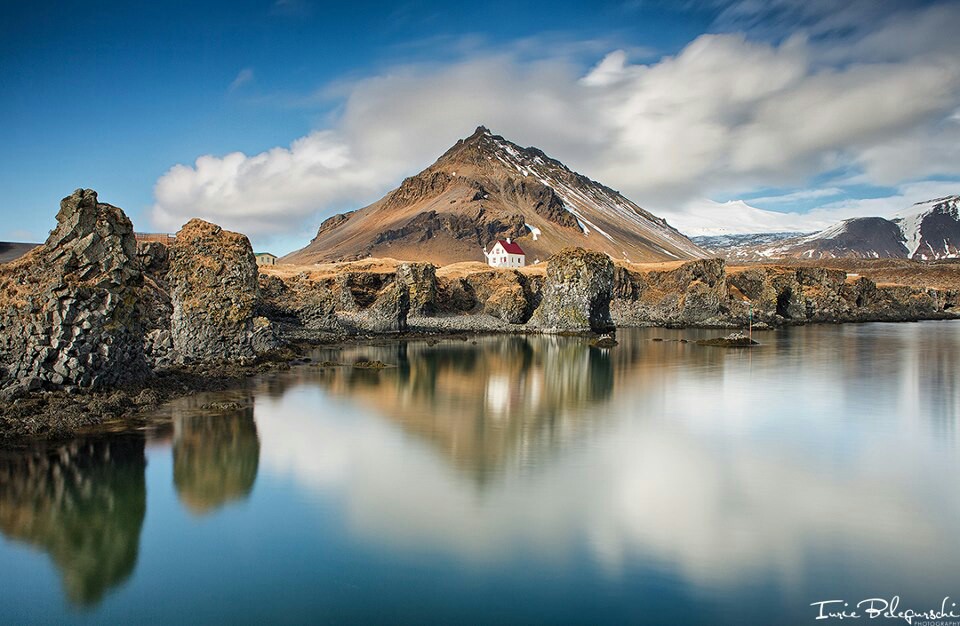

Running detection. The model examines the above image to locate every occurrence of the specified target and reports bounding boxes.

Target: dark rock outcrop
[529,247,615,332]
[610,258,957,328]
[612,258,727,326]
[696,332,758,347]
[397,262,437,316]
[354,282,410,333]
[136,241,174,366]
[0,189,149,391]
[257,264,412,336]
[168,219,274,363]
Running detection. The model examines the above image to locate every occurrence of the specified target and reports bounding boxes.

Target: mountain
[284,126,704,266]
[0,242,40,264]
[894,195,960,260]
[704,195,960,261]
[691,232,808,258]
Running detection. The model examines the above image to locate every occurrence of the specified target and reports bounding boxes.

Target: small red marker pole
[748,302,753,342]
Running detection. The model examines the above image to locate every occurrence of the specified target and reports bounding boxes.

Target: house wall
[486,244,525,268]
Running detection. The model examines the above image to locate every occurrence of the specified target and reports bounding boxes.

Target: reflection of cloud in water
[283,336,614,482]
[0,435,146,606]
[255,326,960,589]
[173,407,261,515]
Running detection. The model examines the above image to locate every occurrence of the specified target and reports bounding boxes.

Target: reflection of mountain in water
[173,407,260,515]
[308,336,614,481]
[0,435,146,606]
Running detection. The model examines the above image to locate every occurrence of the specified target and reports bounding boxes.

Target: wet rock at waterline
[528,247,615,333]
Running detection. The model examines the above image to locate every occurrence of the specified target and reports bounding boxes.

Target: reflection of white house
[483,238,526,268]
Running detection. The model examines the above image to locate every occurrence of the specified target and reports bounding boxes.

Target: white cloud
[659,199,834,236]
[228,68,254,92]
[251,359,960,586]
[152,3,960,241]
[661,179,960,237]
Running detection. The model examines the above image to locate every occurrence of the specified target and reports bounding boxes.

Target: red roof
[495,239,525,255]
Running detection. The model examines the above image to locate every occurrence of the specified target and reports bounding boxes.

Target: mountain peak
[284,126,705,266]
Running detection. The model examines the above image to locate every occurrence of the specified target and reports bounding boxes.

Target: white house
[255,252,277,266]
[484,238,526,268]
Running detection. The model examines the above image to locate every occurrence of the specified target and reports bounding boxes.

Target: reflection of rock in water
[173,407,260,515]
[302,336,614,483]
[0,435,146,606]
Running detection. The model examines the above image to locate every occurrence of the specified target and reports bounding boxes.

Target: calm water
[1,322,959,624]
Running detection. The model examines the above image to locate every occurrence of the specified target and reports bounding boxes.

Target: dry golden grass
[615,259,690,274]
[263,258,405,281]
[267,257,548,282]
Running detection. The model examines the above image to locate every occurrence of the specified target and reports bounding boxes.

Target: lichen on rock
[168,219,271,363]
[0,189,149,392]
[529,247,615,333]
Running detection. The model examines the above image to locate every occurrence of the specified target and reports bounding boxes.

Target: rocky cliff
[0,189,149,392]
[612,259,957,328]
[260,251,957,336]
[169,219,281,363]
[1,187,956,438]
[529,248,615,333]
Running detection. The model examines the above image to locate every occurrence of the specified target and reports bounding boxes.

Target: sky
[2,0,959,254]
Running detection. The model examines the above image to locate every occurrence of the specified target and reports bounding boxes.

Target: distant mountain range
[284,126,705,266]
[0,242,40,264]
[697,195,960,261]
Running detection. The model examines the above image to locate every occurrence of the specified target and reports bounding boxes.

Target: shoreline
[1,193,956,444]
[3,318,959,444]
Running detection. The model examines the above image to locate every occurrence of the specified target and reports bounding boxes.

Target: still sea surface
[1,322,959,625]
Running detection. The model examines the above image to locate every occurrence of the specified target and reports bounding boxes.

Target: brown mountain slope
[284,126,705,266]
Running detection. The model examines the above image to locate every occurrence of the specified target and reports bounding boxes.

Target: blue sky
[3,0,959,252]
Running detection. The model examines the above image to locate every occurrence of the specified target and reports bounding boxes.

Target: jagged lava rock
[396,262,437,316]
[136,241,174,366]
[612,258,727,326]
[169,219,276,362]
[0,189,149,391]
[529,247,615,332]
[353,282,410,333]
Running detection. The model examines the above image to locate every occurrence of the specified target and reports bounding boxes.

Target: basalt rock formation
[136,241,175,366]
[259,250,957,337]
[0,189,149,392]
[612,258,727,326]
[529,248,615,333]
[436,268,542,324]
[257,262,415,335]
[612,259,958,328]
[169,219,281,363]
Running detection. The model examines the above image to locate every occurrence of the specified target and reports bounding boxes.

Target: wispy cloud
[745,188,845,205]
[228,67,254,92]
